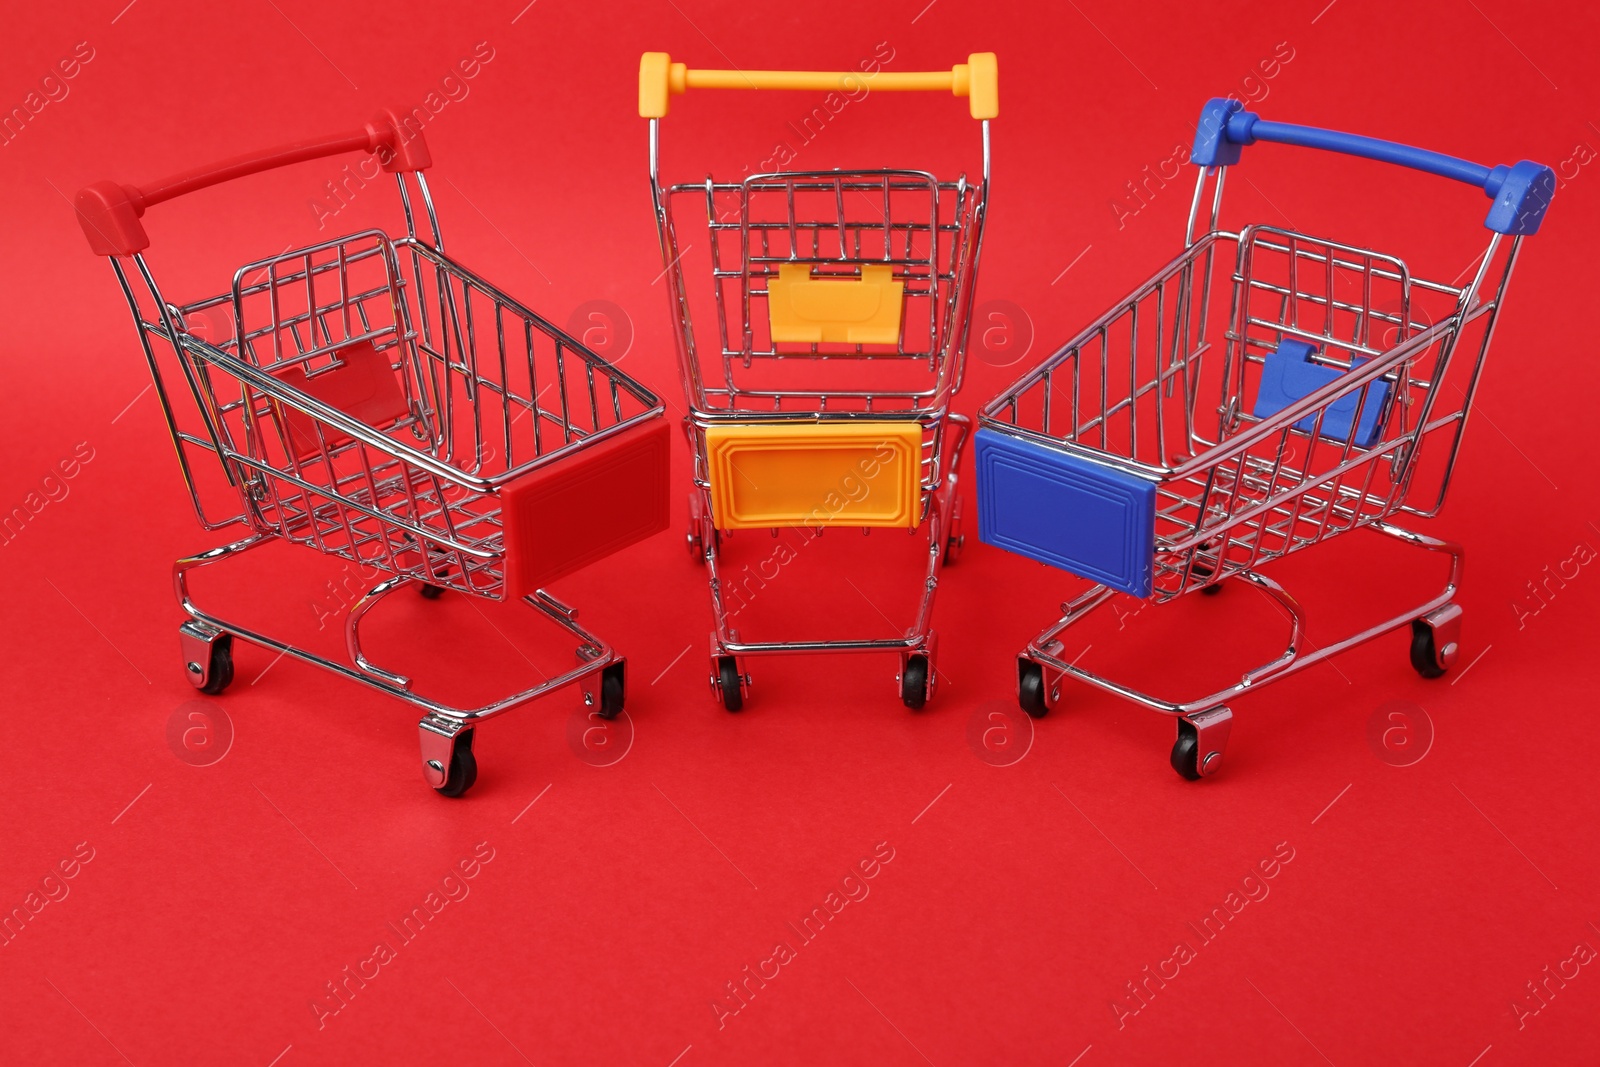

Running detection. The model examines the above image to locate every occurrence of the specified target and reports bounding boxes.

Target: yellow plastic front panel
[705,422,923,529]
[767,264,904,345]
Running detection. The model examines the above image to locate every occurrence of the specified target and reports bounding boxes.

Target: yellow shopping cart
[642,52,996,710]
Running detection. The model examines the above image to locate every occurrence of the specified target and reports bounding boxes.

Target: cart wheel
[1409,620,1447,678]
[598,663,626,720]
[1409,605,1461,679]
[900,655,930,711]
[419,583,446,599]
[1200,581,1223,597]
[716,656,744,712]
[182,627,234,696]
[1018,660,1048,718]
[1170,728,1202,781]
[204,640,234,695]
[1171,707,1232,781]
[434,730,478,798]
[199,636,233,695]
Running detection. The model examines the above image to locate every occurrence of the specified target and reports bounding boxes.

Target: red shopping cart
[77,111,670,796]
[976,99,1555,779]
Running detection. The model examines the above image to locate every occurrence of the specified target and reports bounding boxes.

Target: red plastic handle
[76,108,431,256]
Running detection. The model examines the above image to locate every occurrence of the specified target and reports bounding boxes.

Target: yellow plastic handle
[639,52,997,121]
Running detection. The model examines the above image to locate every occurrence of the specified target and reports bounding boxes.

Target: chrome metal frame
[106,171,662,790]
[980,162,1526,773]
[172,535,619,789]
[648,114,990,704]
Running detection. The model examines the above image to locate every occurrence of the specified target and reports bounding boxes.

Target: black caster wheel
[419,583,446,599]
[434,730,478,798]
[900,654,929,711]
[717,656,744,712]
[1018,660,1048,718]
[1409,619,1448,679]
[1170,723,1202,781]
[598,663,626,720]
[196,634,234,695]
[1200,582,1223,597]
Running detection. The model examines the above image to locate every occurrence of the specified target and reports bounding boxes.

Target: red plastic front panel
[499,417,671,597]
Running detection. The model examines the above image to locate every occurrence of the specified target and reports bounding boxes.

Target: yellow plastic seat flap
[767,264,904,346]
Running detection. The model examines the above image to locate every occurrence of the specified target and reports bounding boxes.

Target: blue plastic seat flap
[1251,338,1391,447]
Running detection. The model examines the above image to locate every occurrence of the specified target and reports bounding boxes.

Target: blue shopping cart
[976,98,1554,779]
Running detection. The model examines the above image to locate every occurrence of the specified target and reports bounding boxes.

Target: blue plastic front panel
[975,427,1157,598]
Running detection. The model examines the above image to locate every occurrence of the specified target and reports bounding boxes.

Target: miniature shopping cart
[977,99,1554,778]
[77,111,669,796]
[641,52,996,710]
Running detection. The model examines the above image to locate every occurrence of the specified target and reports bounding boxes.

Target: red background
[4,1,1598,1064]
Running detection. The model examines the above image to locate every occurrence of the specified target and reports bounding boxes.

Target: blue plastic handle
[1190,98,1555,235]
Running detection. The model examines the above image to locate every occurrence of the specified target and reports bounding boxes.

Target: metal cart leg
[898,630,938,710]
[573,642,627,721]
[1410,603,1463,678]
[1173,706,1233,780]
[686,490,709,564]
[943,492,965,565]
[347,576,415,690]
[697,481,752,711]
[895,414,969,708]
[419,715,475,796]
[710,636,749,713]
[1017,641,1067,719]
[575,650,627,721]
[179,619,234,695]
